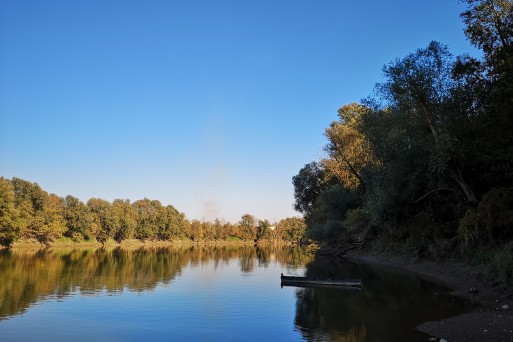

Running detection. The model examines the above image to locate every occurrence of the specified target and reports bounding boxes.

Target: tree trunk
[448,167,477,204]
[421,101,477,204]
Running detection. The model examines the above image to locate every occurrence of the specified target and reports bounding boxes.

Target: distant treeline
[293,1,513,258]
[0,177,306,247]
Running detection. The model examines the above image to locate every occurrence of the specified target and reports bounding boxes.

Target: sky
[0,0,480,223]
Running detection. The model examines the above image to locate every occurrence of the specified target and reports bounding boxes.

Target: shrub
[478,187,513,241]
[458,207,480,252]
[343,208,372,242]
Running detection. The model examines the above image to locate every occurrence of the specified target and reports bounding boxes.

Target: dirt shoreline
[343,250,513,341]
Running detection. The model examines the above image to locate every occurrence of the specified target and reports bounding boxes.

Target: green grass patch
[226,236,243,242]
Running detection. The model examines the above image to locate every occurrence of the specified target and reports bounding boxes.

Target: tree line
[0,177,306,247]
[293,0,513,258]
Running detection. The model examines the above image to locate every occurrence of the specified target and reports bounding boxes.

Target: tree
[324,103,376,189]
[277,217,306,243]
[132,198,165,241]
[39,194,66,244]
[292,162,330,215]
[162,205,185,240]
[10,178,65,244]
[461,0,513,59]
[256,219,271,241]
[111,199,136,242]
[0,178,19,247]
[238,214,256,241]
[188,219,203,241]
[306,185,361,240]
[63,195,94,240]
[460,0,513,189]
[212,218,227,240]
[87,198,115,244]
[11,177,42,236]
[379,41,477,203]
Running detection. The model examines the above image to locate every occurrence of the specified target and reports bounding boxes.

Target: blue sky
[0,0,479,223]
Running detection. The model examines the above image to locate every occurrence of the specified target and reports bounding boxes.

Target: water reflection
[0,245,311,321]
[0,246,475,341]
[293,256,476,341]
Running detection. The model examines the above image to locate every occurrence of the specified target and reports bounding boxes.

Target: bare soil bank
[343,251,513,342]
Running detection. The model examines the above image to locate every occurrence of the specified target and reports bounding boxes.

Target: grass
[466,245,513,285]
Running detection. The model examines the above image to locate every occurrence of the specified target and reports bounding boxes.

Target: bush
[478,187,513,241]
[343,208,372,242]
[305,186,360,240]
[458,207,480,252]
[469,244,513,285]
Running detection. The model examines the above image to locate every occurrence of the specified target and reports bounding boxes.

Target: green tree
[256,219,271,241]
[292,162,331,215]
[378,41,477,203]
[11,178,64,244]
[324,103,376,189]
[132,198,165,241]
[306,185,361,240]
[238,214,256,241]
[188,219,203,241]
[11,177,42,236]
[161,205,185,240]
[111,199,136,241]
[277,217,307,243]
[39,194,66,244]
[460,0,513,189]
[0,178,20,247]
[87,198,115,244]
[63,195,94,241]
[461,0,513,59]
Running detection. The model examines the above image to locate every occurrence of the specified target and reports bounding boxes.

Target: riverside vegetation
[0,177,306,248]
[292,0,513,285]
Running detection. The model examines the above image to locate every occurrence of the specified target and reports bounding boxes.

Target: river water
[0,246,474,341]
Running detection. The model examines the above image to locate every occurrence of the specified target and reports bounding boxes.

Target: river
[0,246,474,341]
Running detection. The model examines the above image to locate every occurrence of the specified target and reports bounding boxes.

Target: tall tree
[11,178,64,244]
[0,178,19,247]
[87,198,115,244]
[277,217,306,243]
[461,0,513,188]
[38,194,66,244]
[63,195,94,240]
[324,103,376,189]
[256,219,271,241]
[292,162,329,215]
[238,214,256,241]
[379,41,477,203]
[132,199,164,241]
[461,0,513,59]
[111,199,136,242]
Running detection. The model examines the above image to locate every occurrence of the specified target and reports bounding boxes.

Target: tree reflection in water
[293,256,476,341]
[0,247,475,341]
[0,245,312,321]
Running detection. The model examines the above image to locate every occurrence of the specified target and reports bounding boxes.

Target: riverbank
[6,238,294,249]
[342,250,513,341]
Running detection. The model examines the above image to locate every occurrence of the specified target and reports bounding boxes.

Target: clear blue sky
[0,0,478,223]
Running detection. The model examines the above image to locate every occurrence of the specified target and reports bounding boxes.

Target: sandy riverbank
[343,251,513,341]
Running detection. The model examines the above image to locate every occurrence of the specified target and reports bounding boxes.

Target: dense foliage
[0,177,306,247]
[293,0,513,259]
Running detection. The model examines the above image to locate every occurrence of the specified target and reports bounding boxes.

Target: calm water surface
[0,246,474,341]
